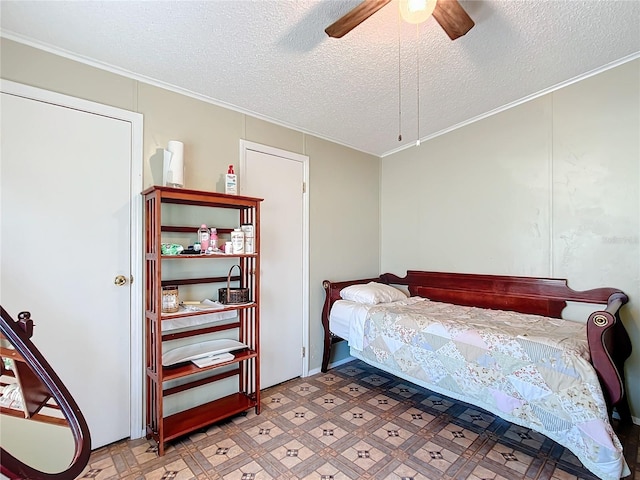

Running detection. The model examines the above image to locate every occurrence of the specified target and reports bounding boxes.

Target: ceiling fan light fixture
[399,0,437,24]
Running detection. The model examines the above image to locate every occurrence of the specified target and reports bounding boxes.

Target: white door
[0,91,133,448]
[241,143,308,388]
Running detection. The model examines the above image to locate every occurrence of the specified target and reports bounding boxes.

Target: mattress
[329,297,424,350]
[329,299,369,345]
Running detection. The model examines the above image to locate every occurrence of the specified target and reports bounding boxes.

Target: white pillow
[340,282,408,305]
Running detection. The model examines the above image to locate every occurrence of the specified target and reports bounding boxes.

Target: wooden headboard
[321,270,631,422]
[382,270,626,317]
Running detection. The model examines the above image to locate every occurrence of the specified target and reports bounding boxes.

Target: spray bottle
[225,165,237,195]
[198,224,210,252]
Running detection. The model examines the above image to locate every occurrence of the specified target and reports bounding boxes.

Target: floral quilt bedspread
[356,297,629,480]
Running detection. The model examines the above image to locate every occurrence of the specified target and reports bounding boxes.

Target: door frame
[0,79,145,440]
[239,140,310,379]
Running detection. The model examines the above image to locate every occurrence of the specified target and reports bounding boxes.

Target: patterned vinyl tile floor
[80,360,639,480]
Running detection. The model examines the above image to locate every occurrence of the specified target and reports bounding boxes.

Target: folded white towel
[0,383,24,409]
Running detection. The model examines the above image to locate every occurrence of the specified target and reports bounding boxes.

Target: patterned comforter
[350,297,629,480]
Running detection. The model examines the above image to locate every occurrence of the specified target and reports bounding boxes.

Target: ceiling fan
[325,0,474,40]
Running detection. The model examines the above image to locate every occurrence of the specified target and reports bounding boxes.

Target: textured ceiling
[1,1,639,157]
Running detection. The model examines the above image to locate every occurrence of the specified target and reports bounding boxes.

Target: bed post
[321,280,334,373]
[587,292,631,424]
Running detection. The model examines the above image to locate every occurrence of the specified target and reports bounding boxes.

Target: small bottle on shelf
[198,224,210,253]
[209,227,218,252]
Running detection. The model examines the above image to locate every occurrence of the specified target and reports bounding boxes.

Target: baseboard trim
[611,410,640,426]
[307,356,356,377]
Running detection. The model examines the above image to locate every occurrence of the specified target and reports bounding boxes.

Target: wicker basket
[218,264,250,304]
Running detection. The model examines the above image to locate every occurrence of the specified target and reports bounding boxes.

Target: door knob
[114,275,127,286]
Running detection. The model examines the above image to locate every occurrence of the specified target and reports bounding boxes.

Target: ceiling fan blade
[432,0,475,40]
[325,0,392,38]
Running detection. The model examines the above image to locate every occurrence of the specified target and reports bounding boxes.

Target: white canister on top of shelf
[163,141,184,188]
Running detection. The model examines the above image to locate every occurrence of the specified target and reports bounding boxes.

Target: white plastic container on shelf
[241,223,254,254]
[231,228,244,254]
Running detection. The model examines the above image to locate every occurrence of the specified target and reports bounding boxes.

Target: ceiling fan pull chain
[398,11,402,142]
[416,23,421,147]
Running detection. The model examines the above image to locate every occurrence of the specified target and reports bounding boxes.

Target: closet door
[242,143,308,388]
[1,90,132,448]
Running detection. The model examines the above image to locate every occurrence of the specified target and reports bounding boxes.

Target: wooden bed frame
[321,270,632,423]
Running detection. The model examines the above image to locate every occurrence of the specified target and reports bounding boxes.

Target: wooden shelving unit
[142,186,262,455]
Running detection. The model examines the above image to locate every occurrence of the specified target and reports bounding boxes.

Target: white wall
[0,415,75,473]
[381,59,640,420]
[0,37,380,377]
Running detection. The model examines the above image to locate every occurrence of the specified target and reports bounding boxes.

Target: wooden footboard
[321,270,631,422]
